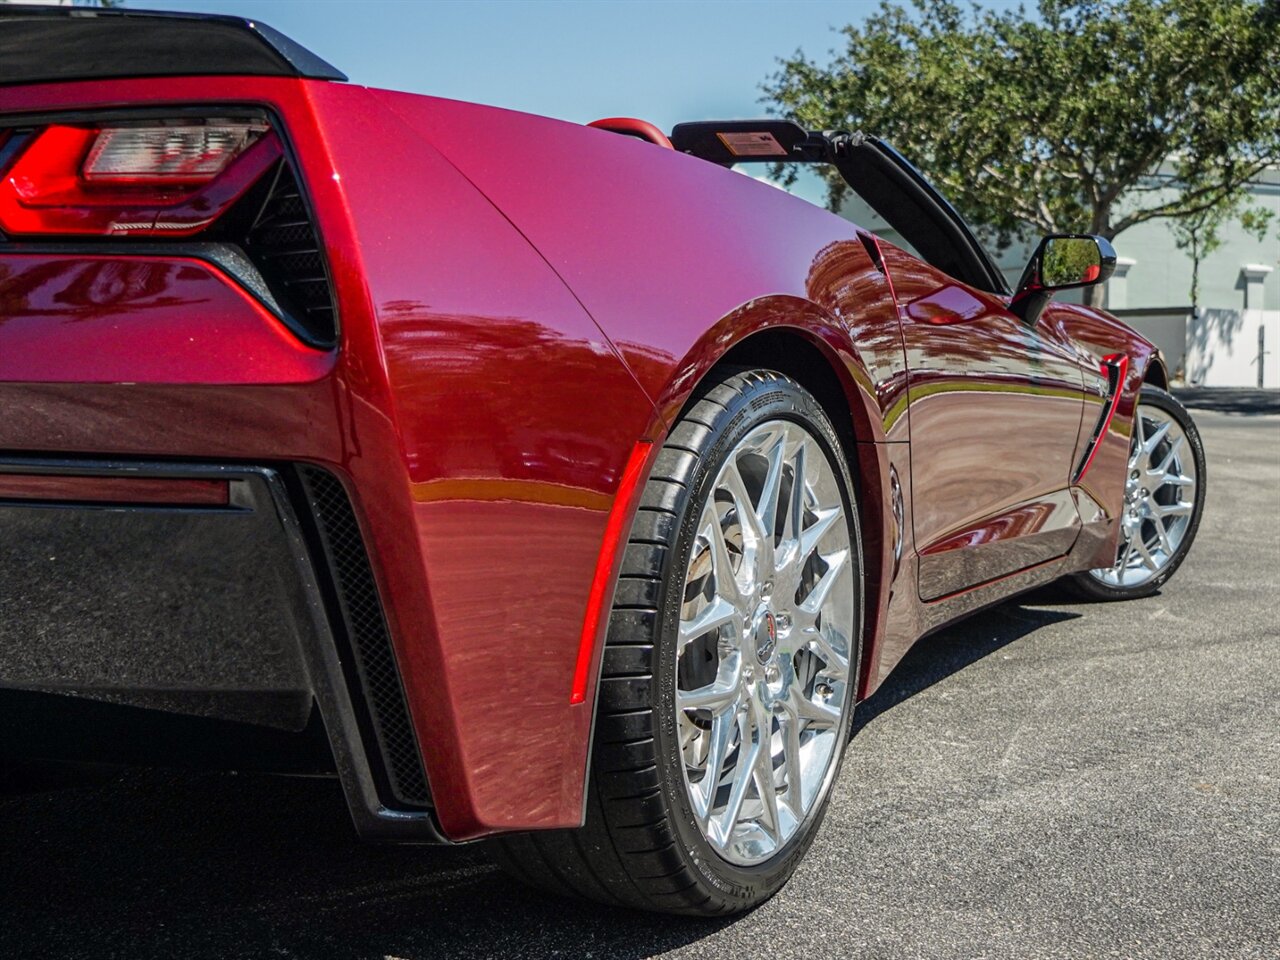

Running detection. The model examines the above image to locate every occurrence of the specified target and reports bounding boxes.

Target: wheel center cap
[754,608,777,664]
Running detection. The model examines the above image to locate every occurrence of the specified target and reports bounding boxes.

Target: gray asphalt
[2,404,1277,959]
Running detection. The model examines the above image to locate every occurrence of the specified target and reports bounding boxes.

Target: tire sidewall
[650,372,863,908]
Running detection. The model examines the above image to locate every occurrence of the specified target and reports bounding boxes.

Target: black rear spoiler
[0,5,345,87]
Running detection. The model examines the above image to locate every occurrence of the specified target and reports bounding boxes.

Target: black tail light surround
[0,107,339,348]
[243,161,337,346]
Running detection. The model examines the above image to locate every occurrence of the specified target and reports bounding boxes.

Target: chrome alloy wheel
[1089,401,1198,588]
[675,420,854,866]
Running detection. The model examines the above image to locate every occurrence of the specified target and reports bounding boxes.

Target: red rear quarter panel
[314,88,919,836]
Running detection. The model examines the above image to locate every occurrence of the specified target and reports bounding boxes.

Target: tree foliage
[764,0,1280,286]
[1171,193,1275,306]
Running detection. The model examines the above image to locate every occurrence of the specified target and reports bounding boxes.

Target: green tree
[763,0,1280,306]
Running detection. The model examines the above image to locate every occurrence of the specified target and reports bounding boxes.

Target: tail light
[0,119,281,237]
[0,112,337,346]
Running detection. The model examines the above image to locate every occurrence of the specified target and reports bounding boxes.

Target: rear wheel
[492,369,862,915]
[1069,385,1205,601]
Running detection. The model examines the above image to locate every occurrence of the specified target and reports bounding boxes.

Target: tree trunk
[1087,207,1113,311]
[1190,252,1201,309]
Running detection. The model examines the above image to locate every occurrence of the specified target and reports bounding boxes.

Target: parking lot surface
[2,403,1277,959]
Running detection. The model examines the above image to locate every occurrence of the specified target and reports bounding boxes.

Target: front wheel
[492,369,863,915]
[1069,385,1206,601]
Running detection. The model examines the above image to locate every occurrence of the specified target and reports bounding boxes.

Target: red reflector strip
[0,474,230,506]
[1074,353,1129,484]
[570,440,653,705]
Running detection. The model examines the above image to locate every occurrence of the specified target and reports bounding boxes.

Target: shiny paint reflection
[0,254,333,383]
[878,243,1088,600]
[308,83,663,836]
[381,92,908,442]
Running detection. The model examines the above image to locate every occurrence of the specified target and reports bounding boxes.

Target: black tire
[1065,384,1206,601]
[491,369,863,915]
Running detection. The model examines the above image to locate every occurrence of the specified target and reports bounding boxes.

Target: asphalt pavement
[1,402,1277,959]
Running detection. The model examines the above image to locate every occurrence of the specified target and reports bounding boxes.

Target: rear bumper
[0,457,446,842]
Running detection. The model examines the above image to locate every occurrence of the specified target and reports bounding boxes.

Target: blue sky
[147,0,1021,130]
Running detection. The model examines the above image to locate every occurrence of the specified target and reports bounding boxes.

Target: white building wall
[1185,309,1280,388]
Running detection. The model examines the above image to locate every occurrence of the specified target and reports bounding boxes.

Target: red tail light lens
[0,120,281,237]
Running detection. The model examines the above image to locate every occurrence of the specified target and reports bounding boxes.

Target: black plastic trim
[294,465,434,812]
[1073,356,1126,484]
[860,137,1010,296]
[0,6,346,85]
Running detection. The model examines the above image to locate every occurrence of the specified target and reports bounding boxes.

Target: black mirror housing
[1012,234,1117,323]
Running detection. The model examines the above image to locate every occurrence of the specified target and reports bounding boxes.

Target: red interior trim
[587,117,674,150]
[570,440,653,705]
[0,473,230,506]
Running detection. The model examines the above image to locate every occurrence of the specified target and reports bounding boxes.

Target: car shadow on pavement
[1171,387,1280,415]
[853,601,1082,736]
[0,600,1078,960]
[0,763,732,959]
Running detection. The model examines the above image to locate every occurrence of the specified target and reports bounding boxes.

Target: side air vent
[244,162,337,347]
[298,465,432,809]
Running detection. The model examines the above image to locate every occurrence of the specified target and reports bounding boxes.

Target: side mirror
[1011,234,1117,323]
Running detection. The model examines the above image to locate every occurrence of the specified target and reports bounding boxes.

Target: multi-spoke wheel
[676,419,854,866]
[492,370,862,915]
[1070,385,1206,600]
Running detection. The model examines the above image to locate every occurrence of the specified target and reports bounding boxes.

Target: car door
[877,244,1088,599]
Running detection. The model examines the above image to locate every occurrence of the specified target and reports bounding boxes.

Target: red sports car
[0,8,1205,915]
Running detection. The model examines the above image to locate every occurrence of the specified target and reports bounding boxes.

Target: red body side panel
[303,82,663,836]
[877,243,1087,601]
[1047,304,1158,568]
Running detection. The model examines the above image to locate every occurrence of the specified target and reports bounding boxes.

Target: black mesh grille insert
[299,466,431,809]
[244,163,337,346]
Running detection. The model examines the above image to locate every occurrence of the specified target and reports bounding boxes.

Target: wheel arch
[1143,353,1170,390]
[682,325,890,704]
